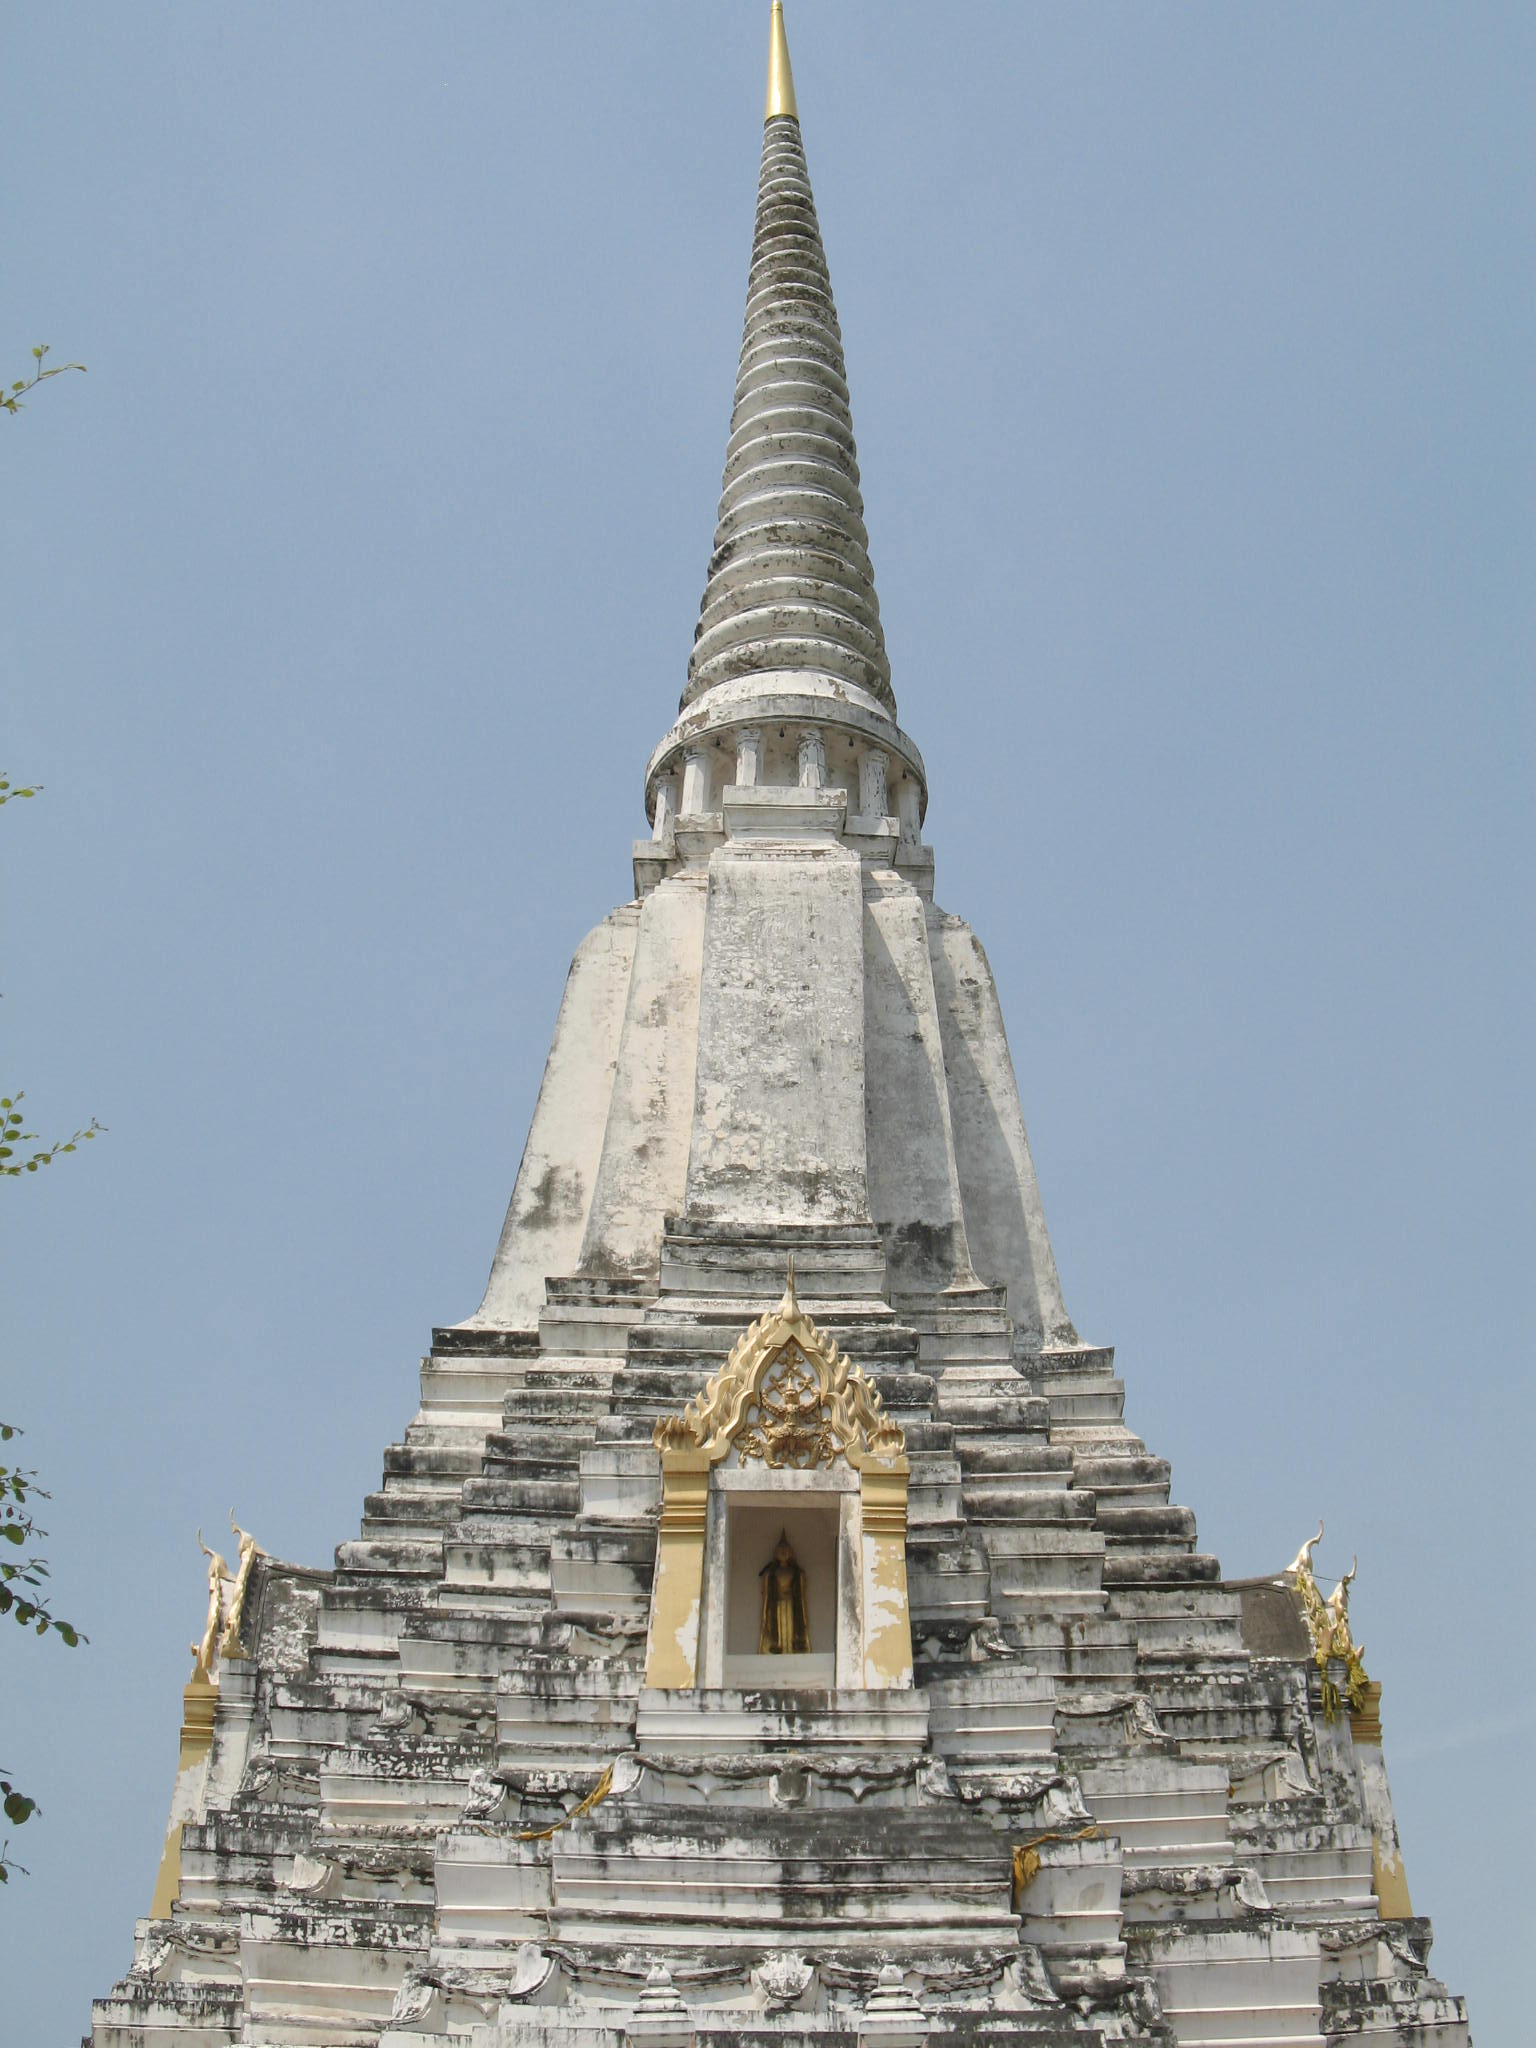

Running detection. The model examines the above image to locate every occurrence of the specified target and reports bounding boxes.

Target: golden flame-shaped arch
[653,1266,905,1470]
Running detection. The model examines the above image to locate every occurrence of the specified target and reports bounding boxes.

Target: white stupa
[91,11,1469,2046]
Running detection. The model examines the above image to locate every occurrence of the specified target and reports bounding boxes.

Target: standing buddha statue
[757,1530,811,1654]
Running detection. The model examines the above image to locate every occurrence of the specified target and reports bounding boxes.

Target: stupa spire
[679,1,894,719]
[642,0,926,841]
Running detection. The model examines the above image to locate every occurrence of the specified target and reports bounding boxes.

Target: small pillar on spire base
[858,748,889,821]
[681,747,711,817]
[735,728,764,788]
[651,777,677,841]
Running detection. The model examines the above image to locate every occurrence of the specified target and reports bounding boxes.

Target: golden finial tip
[766,0,799,122]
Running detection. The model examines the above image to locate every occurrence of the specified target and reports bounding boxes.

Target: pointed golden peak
[781,1252,799,1317]
[766,0,799,122]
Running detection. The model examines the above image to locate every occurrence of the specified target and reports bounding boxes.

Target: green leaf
[4,1792,36,1826]
[1,1527,25,1545]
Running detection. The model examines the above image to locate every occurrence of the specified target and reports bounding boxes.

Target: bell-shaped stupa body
[90,11,1469,2048]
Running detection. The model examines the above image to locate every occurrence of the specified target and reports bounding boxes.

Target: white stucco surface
[683,837,868,1226]
[577,873,706,1279]
[926,909,1076,1348]
[863,871,975,1294]
[470,905,639,1328]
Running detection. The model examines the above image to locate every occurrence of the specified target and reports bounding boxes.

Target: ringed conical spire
[680,1,895,719]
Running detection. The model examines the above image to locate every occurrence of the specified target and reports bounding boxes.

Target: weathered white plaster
[683,835,868,1227]
[858,746,888,819]
[469,909,639,1329]
[576,875,706,1280]
[862,872,976,1294]
[733,726,763,787]
[1143,1926,1326,2047]
[896,778,922,851]
[680,746,711,817]
[926,910,1077,1349]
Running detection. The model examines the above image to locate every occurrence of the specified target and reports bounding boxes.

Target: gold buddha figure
[757,1529,811,1655]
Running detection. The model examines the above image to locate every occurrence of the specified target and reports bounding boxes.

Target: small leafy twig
[0,1429,85,1646]
[0,1773,35,1879]
[1,345,85,417]
[0,775,40,806]
[0,1427,83,1879]
[0,1095,102,1177]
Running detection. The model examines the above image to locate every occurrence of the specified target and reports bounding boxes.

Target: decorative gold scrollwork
[737,1344,837,1469]
[651,1262,905,1471]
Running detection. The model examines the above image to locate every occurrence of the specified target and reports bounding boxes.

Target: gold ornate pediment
[653,1264,905,1471]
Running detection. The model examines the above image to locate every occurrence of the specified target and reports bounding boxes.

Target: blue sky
[4,4,1532,2037]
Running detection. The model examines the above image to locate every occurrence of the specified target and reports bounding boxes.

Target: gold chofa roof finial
[766,1,799,122]
[782,1253,799,1316]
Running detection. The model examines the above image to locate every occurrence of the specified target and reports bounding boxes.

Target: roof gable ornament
[653,1259,906,1471]
[1285,1521,1371,1722]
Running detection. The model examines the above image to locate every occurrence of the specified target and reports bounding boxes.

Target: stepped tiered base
[92,1248,1467,2048]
